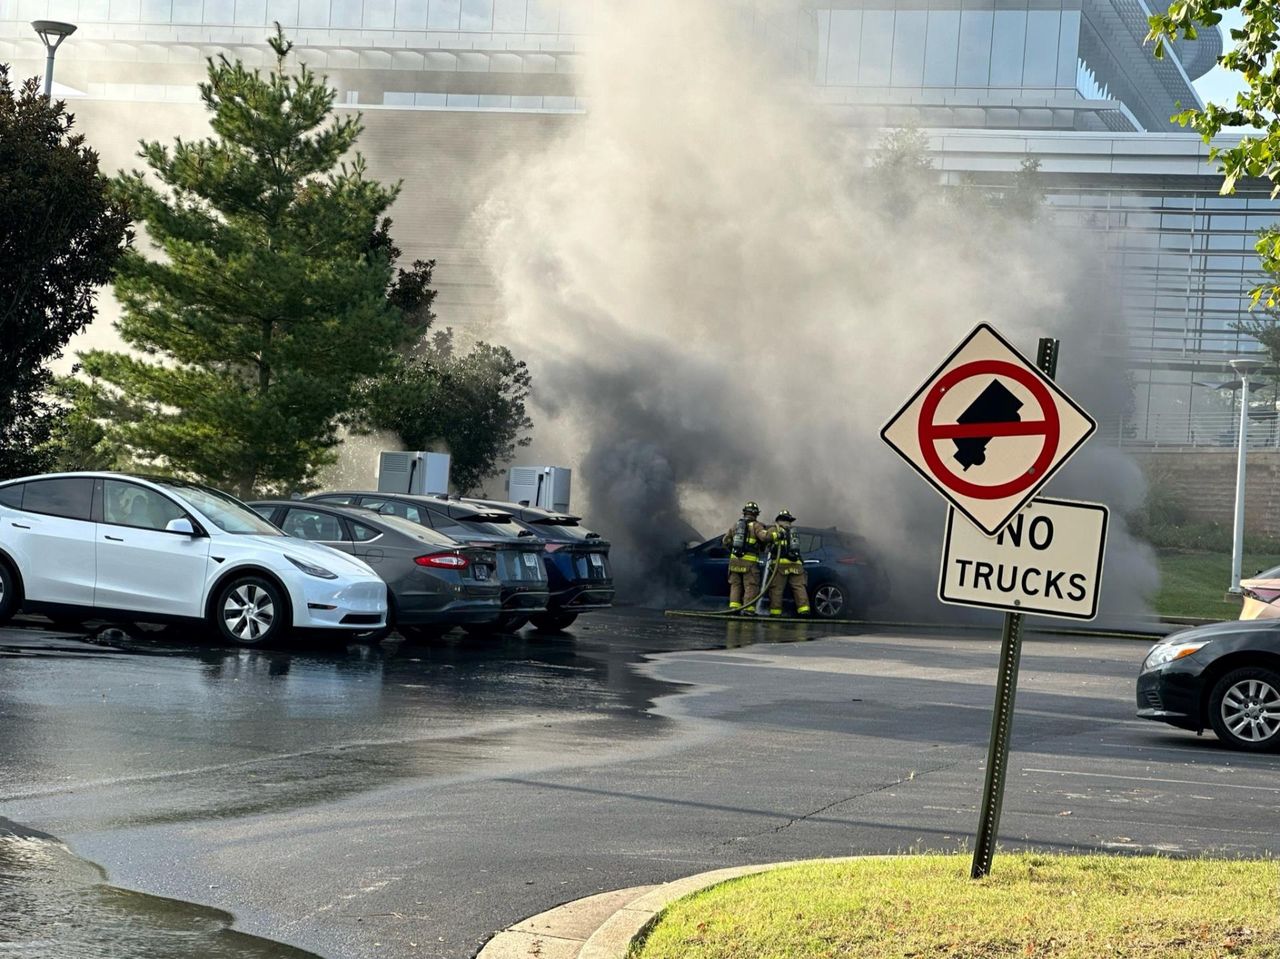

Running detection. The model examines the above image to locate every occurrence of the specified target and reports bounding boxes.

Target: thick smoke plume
[482,0,1157,619]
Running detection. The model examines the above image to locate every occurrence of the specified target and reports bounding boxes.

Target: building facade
[2,0,1276,448]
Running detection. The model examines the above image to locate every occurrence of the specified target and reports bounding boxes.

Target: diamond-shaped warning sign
[881,323,1096,535]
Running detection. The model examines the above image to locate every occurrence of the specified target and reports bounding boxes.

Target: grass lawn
[631,854,1280,959]
[1157,550,1280,620]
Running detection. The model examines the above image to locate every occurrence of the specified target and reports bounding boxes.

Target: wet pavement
[0,610,1276,958]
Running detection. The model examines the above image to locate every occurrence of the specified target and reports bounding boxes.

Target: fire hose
[704,543,782,617]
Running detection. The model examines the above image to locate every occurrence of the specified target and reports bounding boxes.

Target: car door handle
[104,535,124,542]
[10,523,29,529]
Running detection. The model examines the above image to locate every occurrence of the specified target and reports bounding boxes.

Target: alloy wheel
[1220,677,1280,744]
[223,584,275,643]
[814,584,844,618]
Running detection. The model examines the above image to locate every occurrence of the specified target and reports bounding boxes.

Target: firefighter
[721,501,769,611]
[765,509,810,616]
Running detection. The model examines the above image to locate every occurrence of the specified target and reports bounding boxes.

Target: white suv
[0,472,387,646]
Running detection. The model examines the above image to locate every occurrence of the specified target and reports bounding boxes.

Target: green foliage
[1148,0,1280,306]
[0,65,131,480]
[1129,471,1280,552]
[75,28,429,497]
[359,329,534,495]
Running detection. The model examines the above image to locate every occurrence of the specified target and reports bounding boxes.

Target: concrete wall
[1134,449,1280,539]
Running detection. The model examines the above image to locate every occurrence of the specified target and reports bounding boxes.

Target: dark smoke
[481,0,1157,621]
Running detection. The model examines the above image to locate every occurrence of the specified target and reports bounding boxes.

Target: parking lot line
[1023,767,1280,792]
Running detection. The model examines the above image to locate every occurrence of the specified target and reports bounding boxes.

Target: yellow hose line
[661,608,1162,640]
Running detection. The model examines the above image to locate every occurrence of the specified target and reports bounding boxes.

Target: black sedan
[1137,619,1280,752]
[305,491,549,633]
[466,499,614,632]
[249,500,501,640]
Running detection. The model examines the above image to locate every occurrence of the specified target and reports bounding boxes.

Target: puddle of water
[0,818,315,958]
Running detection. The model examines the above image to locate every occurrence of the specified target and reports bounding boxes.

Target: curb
[477,858,863,959]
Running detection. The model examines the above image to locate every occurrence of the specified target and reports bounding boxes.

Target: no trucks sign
[880,323,1096,536]
[939,498,1109,621]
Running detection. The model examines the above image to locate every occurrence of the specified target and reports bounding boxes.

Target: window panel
[525,0,557,32]
[923,9,959,86]
[203,0,232,21]
[428,0,460,28]
[1021,8,1059,86]
[331,0,360,26]
[22,478,93,521]
[826,9,861,85]
[859,10,894,85]
[267,0,297,24]
[396,0,426,26]
[891,11,927,87]
[234,0,264,23]
[815,9,830,83]
[492,0,524,30]
[110,0,141,19]
[141,0,171,21]
[298,0,328,26]
[282,509,348,541]
[103,481,187,531]
[460,0,491,29]
[79,0,110,18]
[1056,9,1079,86]
[957,8,993,86]
[989,7,1025,87]
[365,0,394,27]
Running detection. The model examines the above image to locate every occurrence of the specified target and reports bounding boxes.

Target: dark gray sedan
[249,500,501,640]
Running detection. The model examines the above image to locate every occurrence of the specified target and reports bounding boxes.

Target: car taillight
[415,552,469,569]
[837,556,866,566]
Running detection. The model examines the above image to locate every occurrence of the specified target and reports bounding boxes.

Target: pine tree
[78,28,429,496]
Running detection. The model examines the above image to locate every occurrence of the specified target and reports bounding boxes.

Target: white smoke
[480,0,1157,619]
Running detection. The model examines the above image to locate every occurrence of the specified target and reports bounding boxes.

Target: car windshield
[161,483,282,535]
[1254,565,1280,580]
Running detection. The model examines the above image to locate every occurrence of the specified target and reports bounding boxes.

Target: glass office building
[1,0,1274,446]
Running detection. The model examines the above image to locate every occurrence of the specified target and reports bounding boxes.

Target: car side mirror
[166,518,199,536]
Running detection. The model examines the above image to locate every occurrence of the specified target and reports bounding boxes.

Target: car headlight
[285,555,338,580]
[1141,640,1209,673]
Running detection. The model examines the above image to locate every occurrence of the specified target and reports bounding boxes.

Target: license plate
[474,565,490,581]
[523,553,538,568]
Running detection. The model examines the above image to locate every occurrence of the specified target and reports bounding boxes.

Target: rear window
[21,478,93,521]
[0,484,23,509]
[529,518,601,543]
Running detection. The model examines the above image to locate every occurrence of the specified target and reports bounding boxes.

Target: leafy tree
[1149,0,1280,305]
[359,329,534,495]
[0,65,130,479]
[76,28,431,497]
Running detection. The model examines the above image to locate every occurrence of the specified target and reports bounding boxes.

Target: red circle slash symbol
[916,360,1061,500]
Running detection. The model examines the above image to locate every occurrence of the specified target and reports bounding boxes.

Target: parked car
[684,525,889,618]
[1136,619,1280,752]
[1238,565,1280,620]
[305,491,548,633]
[0,472,387,646]
[465,498,614,632]
[248,500,502,640]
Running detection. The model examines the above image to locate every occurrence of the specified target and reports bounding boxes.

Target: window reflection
[428,0,460,28]
[332,0,361,27]
[493,0,525,30]
[923,9,959,86]
[1022,8,1059,87]
[461,0,492,29]
[298,0,328,27]
[827,9,861,85]
[859,9,893,85]
[989,6,1026,87]
[892,11,927,87]
[396,0,426,28]
[957,7,993,86]
[365,0,394,28]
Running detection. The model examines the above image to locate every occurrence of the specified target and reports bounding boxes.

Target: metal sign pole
[970,336,1059,880]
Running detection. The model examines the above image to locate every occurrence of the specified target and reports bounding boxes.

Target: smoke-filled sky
[480,0,1158,618]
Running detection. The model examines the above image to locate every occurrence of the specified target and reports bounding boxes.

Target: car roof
[466,498,581,523]
[316,491,512,520]
[251,499,463,548]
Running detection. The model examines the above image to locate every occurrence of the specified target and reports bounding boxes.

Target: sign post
[970,336,1058,880]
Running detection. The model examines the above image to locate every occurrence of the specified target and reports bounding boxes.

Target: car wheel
[811,582,847,619]
[213,576,287,647]
[1208,667,1280,752]
[530,612,579,633]
[0,562,18,624]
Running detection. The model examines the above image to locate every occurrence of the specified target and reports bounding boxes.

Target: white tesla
[0,472,387,645]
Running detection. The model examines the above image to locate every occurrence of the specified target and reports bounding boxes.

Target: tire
[810,582,847,619]
[212,575,288,647]
[1208,666,1280,752]
[0,562,17,625]
[530,611,579,633]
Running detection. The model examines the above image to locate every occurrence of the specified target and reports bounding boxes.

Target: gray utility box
[507,466,571,512]
[377,451,451,495]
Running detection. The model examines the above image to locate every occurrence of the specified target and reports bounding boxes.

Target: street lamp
[31,20,76,100]
[1228,356,1266,595]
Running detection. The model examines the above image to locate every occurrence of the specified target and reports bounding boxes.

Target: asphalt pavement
[0,610,1275,959]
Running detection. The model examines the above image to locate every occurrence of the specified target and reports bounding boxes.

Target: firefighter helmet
[775,508,796,522]
[743,501,761,516]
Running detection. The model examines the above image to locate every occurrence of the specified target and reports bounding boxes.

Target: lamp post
[31,20,76,99]
[1229,357,1266,595]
